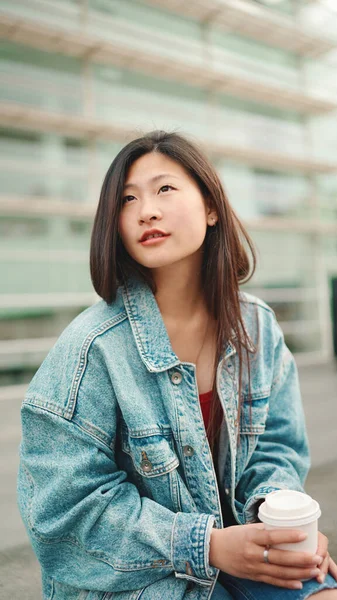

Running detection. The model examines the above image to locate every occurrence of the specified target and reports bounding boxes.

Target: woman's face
[118,152,216,270]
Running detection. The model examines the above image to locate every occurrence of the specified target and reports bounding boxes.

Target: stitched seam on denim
[123,285,149,365]
[240,427,265,435]
[21,448,171,571]
[175,573,213,587]
[74,420,114,453]
[47,577,54,600]
[242,389,271,400]
[169,469,182,512]
[121,445,179,477]
[23,398,65,418]
[73,414,113,449]
[113,560,172,571]
[25,525,170,571]
[123,284,178,371]
[133,592,145,600]
[128,426,173,438]
[66,312,127,419]
[239,293,275,316]
[204,515,216,578]
[137,458,179,477]
[23,403,114,453]
[208,578,219,600]
[197,514,208,579]
[168,370,184,459]
[172,511,179,571]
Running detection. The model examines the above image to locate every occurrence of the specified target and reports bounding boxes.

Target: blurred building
[0,0,337,392]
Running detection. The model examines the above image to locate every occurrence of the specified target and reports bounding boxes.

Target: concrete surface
[0,361,336,598]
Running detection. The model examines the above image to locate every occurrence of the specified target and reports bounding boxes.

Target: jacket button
[225,487,230,495]
[171,372,182,385]
[140,459,153,472]
[183,445,194,457]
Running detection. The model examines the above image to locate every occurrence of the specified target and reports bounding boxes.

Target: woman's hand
[315,531,337,583]
[209,523,324,590]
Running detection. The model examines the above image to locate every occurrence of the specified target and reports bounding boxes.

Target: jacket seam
[171,511,179,572]
[23,397,65,418]
[21,411,174,570]
[22,402,114,454]
[271,342,293,392]
[66,312,127,420]
[239,293,275,315]
[47,577,54,600]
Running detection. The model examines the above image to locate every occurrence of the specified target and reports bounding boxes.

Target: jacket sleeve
[234,316,311,524]
[18,399,216,592]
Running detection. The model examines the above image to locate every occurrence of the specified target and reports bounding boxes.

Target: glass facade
[0,0,337,386]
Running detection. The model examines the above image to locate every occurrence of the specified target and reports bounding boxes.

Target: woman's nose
[138,200,162,224]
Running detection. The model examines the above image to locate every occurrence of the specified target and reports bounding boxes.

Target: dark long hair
[90,130,257,465]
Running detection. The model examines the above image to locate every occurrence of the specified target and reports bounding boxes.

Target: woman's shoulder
[238,291,293,384]
[239,290,274,315]
[63,290,126,341]
[24,290,127,410]
[238,290,284,347]
[238,290,277,327]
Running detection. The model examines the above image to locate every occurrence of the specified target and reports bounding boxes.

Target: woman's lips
[139,234,170,246]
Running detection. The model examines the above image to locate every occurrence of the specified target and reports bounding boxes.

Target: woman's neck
[152,254,206,323]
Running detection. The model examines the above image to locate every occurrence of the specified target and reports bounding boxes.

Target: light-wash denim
[212,572,337,599]
[18,273,314,599]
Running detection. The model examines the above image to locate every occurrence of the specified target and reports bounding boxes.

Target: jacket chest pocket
[120,426,182,513]
[239,389,271,435]
[235,389,270,483]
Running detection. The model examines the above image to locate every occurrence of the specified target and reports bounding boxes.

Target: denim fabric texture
[18,274,313,599]
[216,572,337,599]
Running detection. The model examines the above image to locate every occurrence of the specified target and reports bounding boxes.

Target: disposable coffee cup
[258,490,321,555]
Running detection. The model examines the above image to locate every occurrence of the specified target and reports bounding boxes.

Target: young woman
[18,130,337,600]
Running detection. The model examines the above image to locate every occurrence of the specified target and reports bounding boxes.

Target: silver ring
[263,548,270,564]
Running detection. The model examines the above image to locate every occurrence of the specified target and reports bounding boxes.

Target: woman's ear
[207,209,218,226]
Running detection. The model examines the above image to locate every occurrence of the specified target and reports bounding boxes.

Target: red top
[199,390,212,430]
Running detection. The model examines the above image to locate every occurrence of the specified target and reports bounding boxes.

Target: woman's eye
[159,185,174,193]
[122,195,135,204]
[122,186,174,203]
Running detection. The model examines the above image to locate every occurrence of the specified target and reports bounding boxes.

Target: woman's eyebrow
[123,173,180,190]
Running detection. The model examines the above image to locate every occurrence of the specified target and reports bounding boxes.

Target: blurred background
[0,0,336,596]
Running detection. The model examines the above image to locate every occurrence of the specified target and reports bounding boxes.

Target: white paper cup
[258,490,321,555]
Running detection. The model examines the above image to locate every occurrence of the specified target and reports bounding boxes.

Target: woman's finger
[266,548,323,568]
[328,557,337,582]
[316,531,328,559]
[317,552,330,583]
[260,564,321,581]
[257,574,303,590]
[256,528,308,547]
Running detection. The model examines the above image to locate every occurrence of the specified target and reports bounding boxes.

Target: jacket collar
[121,274,240,373]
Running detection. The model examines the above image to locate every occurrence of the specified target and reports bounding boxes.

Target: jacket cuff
[243,484,289,523]
[172,512,217,582]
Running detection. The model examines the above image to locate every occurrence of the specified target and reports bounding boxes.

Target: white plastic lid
[258,490,321,527]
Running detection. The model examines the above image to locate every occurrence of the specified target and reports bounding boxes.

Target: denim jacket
[17,275,310,600]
